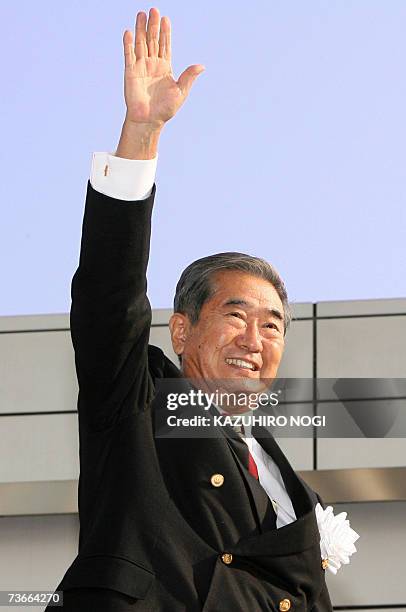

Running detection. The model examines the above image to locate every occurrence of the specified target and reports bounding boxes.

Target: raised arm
[70,8,204,430]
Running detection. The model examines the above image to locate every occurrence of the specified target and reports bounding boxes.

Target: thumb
[177,64,205,97]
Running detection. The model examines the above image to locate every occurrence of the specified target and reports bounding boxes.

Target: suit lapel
[252,424,314,518]
[212,406,313,520]
[210,412,277,531]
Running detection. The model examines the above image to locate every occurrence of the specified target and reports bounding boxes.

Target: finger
[177,64,205,98]
[158,16,171,62]
[146,7,160,57]
[123,30,135,69]
[135,11,148,59]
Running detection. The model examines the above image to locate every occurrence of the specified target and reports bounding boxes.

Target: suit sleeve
[70,181,156,430]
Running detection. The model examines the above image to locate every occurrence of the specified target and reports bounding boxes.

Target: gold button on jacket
[279,598,291,611]
[210,473,224,487]
[221,553,233,565]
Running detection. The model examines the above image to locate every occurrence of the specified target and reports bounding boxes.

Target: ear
[169,313,191,356]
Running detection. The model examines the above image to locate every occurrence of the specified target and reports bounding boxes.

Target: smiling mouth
[225,358,258,372]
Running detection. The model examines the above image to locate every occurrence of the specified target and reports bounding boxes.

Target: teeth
[225,358,255,370]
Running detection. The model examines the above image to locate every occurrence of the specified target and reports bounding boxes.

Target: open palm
[123,9,205,127]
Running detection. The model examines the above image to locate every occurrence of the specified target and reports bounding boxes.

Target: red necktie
[248,451,259,480]
[224,412,259,480]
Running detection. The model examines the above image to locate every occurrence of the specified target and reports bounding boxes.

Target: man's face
[170,270,285,386]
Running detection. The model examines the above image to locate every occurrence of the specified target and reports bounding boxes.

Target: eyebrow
[223,298,284,322]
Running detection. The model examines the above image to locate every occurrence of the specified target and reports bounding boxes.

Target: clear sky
[1,0,405,315]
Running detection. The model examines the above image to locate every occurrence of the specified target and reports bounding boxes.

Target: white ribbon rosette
[315,503,360,574]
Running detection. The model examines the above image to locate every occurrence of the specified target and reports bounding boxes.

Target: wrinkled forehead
[208,270,284,314]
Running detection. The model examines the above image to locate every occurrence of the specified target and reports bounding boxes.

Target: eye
[265,322,281,332]
[227,312,245,320]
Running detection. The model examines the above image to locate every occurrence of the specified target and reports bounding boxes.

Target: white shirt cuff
[90,152,157,201]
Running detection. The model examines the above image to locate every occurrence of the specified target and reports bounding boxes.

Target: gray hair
[173,252,291,334]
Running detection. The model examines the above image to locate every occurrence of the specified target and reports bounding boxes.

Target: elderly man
[51,8,333,611]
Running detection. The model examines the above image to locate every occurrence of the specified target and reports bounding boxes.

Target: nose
[236,321,263,353]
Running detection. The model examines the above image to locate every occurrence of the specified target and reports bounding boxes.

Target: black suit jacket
[53,182,333,611]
